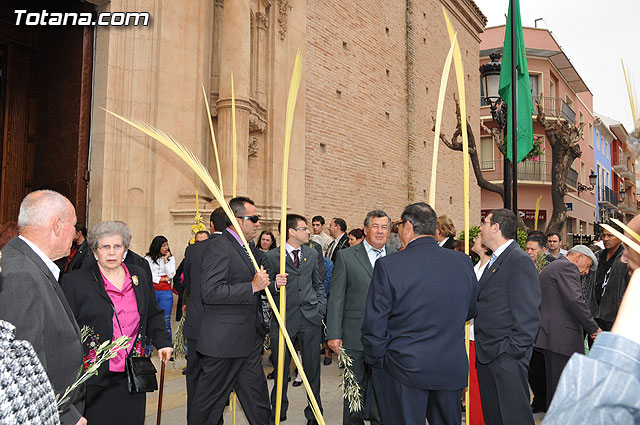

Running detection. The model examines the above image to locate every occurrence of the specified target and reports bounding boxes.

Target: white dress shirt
[144,255,176,284]
[470,259,490,341]
[18,236,60,281]
[362,239,386,268]
[437,237,450,247]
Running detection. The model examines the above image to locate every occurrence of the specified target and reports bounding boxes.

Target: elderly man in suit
[362,202,478,425]
[476,208,541,425]
[193,197,281,425]
[535,245,601,409]
[326,209,394,425]
[0,190,86,425]
[265,213,326,424]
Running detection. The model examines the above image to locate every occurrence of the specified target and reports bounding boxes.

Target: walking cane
[156,358,167,425]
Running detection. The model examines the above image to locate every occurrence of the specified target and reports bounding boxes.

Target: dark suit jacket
[62,239,91,275]
[330,233,350,263]
[61,261,171,387]
[182,235,221,340]
[362,237,478,390]
[326,242,396,351]
[197,230,268,358]
[475,241,541,364]
[0,237,84,424]
[535,256,598,357]
[265,244,326,329]
[441,237,455,250]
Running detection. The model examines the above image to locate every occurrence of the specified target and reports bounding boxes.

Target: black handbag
[125,355,158,394]
[111,301,158,394]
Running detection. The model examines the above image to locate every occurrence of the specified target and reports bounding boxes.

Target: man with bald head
[0,190,86,425]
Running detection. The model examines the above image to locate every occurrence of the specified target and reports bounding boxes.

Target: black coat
[182,234,221,340]
[475,241,541,364]
[330,233,350,263]
[196,230,270,358]
[362,237,478,390]
[61,261,171,388]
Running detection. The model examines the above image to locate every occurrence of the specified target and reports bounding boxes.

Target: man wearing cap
[534,245,602,409]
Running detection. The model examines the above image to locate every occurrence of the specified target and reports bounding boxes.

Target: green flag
[499,0,533,163]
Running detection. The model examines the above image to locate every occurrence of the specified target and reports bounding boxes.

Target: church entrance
[0,0,94,223]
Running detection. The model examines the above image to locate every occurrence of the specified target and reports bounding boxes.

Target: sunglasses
[237,215,260,223]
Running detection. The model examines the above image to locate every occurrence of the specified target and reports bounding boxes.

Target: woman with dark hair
[61,221,172,425]
[257,230,277,252]
[145,235,176,342]
[348,228,365,246]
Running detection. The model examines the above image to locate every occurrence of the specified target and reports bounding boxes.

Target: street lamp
[577,171,597,194]
[480,53,508,128]
[620,188,626,202]
[480,52,511,209]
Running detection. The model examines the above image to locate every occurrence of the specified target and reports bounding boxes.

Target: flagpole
[511,0,518,217]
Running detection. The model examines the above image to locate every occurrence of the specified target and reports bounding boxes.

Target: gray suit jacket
[326,242,395,351]
[265,244,326,328]
[0,237,84,424]
[535,256,599,357]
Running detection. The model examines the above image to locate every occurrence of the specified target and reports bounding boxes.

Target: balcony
[482,96,576,124]
[538,97,576,124]
[481,160,552,183]
[599,186,618,208]
[612,150,633,178]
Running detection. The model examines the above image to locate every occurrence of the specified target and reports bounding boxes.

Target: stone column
[216,0,251,198]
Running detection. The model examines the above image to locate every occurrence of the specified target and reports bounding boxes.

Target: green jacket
[326,242,395,351]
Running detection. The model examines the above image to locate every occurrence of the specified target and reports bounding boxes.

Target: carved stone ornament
[249,111,267,133]
[256,12,268,30]
[277,0,292,40]
[248,136,259,158]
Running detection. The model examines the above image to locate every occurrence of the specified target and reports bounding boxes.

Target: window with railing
[480,136,494,170]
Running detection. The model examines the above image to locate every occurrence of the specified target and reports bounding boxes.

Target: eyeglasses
[237,215,260,223]
[294,227,309,232]
[98,244,124,252]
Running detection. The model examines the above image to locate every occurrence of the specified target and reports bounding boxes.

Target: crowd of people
[0,189,639,425]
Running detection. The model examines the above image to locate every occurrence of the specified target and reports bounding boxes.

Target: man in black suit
[182,207,228,424]
[265,214,326,424]
[476,209,541,425]
[362,202,478,425]
[535,245,601,409]
[193,197,281,424]
[327,217,350,263]
[0,190,86,425]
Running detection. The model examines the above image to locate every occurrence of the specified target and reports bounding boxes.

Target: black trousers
[372,367,461,425]
[270,314,323,421]
[541,349,571,410]
[343,348,382,425]
[187,338,214,424]
[528,347,547,410]
[192,335,271,425]
[477,352,535,425]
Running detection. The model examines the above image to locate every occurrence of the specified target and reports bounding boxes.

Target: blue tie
[487,253,498,269]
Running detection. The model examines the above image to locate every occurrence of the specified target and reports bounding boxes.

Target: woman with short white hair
[61,221,172,425]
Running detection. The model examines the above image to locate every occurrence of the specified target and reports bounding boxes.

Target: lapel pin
[304,258,307,262]
[132,275,139,286]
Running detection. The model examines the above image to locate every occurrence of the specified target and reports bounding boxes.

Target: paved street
[143,353,547,424]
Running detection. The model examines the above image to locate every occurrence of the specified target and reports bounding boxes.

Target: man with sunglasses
[265,214,325,425]
[193,197,282,425]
